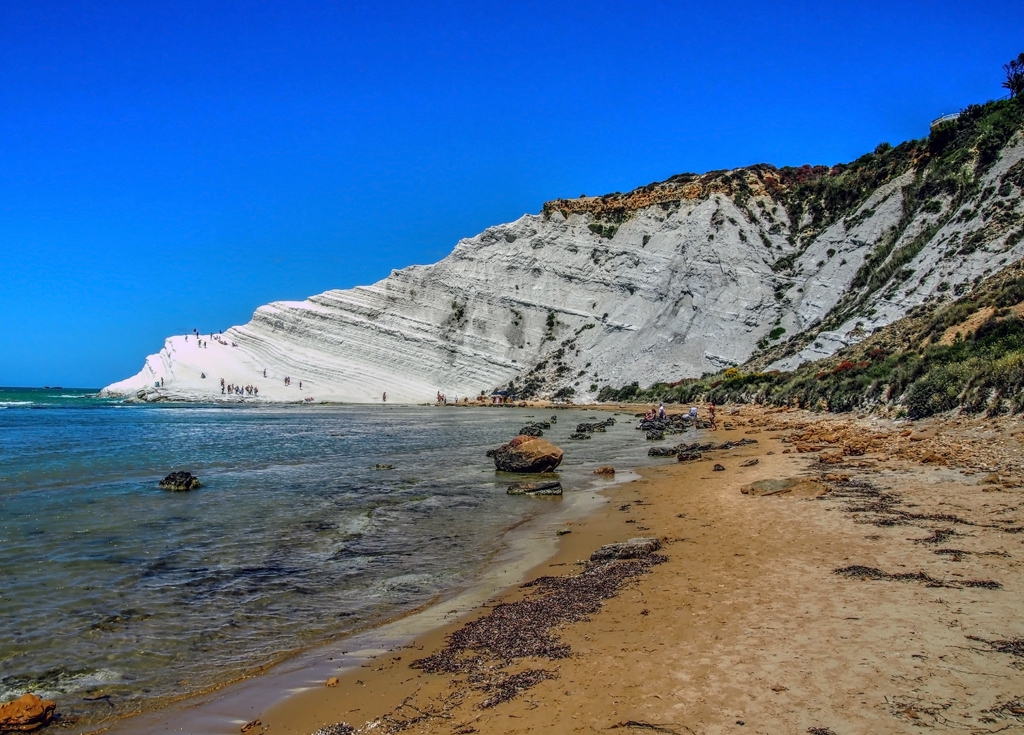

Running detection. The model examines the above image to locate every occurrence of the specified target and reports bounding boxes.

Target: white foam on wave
[0,668,124,701]
[0,401,32,407]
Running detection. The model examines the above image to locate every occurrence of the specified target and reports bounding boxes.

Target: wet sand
[254,406,1024,735]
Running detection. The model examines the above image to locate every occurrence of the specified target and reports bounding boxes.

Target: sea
[0,387,658,732]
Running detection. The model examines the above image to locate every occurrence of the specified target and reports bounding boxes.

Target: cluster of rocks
[647,437,758,462]
[158,471,202,491]
[518,420,551,437]
[635,413,711,440]
[569,417,616,440]
[0,693,56,732]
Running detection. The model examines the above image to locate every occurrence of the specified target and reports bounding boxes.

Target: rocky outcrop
[741,478,828,498]
[158,471,202,491]
[507,481,563,496]
[492,436,564,473]
[0,693,56,732]
[590,537,662,561]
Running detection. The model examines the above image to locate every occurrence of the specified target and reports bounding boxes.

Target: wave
[0,401,32,407]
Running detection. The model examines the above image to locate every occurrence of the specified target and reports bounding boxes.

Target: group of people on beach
[643,401,717,429]
[283,376,302,388]
[643,403,669,421]
[221,378,258,397]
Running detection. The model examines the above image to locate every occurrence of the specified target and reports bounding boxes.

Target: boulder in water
[492,436,564,473]
[158,471,202,491]
[0,693,57,732]
[593,466,615,475]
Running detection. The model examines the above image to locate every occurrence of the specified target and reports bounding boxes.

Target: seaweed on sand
[411,554,666,674]
[834,565,1001,589]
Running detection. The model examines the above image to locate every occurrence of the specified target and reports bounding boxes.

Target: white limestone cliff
[103,129,1024,403]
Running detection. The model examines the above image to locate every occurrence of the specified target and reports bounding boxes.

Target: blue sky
[1,1,1020,387]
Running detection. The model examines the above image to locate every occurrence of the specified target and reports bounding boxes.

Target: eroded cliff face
[104,104,1024,403]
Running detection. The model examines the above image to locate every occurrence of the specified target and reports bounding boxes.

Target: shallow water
[0,389,658,731]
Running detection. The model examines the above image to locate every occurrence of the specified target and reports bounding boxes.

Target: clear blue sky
[1,1,1020,388]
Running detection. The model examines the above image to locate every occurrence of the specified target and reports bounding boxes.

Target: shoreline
[94,453,647,735]
[250,406,1024,734]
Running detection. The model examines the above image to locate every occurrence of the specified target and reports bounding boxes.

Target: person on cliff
[382,392,387,403]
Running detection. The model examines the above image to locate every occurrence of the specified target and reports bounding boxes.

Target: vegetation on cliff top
[598,257,1024,419]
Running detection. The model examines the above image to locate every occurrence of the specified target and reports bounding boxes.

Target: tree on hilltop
[1004,52,1024,98]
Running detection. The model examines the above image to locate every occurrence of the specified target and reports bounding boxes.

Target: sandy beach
[245,405,1024,735]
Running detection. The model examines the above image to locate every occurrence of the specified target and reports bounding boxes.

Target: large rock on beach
[0,693,57,732]
[590,537,662,562]
[158,471,202,491]
[507,481,563,496]
[492,436,564,473]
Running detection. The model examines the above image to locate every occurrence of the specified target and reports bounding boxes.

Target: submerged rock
[593,466,615,475]
[576,419,614,433]
[158,471,202,491]
[371,464,396,470]
[0,693,57,732]
[492,435,564,473]
[568,432,591,440]
[518,424,544,437]
[507,481,563,496]
[590,537,662,562]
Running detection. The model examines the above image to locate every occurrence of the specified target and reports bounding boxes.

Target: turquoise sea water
[0,388,655,731]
